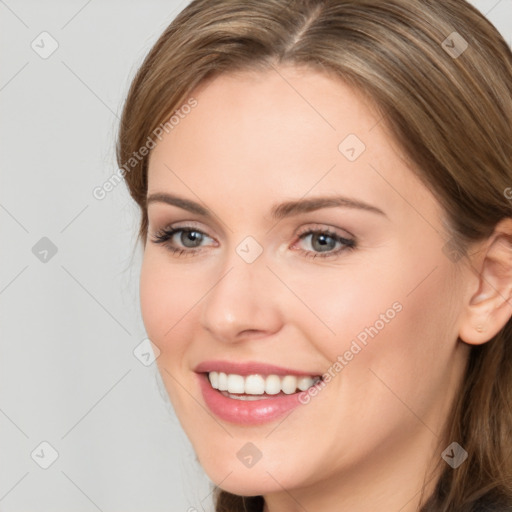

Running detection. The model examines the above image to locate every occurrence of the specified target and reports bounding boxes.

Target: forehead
[151,65,384,161]
[147,66,437,223]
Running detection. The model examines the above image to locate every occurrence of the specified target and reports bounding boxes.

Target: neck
[262,426,444,512]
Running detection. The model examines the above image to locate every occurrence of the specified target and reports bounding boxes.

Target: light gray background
[1,1,511,511]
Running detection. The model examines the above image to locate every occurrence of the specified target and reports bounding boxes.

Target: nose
[200,251,284,343]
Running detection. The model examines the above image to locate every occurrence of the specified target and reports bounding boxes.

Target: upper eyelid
[153,221,214,237]
[153,225,215,242]
[153,223,352,238]
[296,223,354,239]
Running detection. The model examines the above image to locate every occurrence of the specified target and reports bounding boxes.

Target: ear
[458,218,512,345]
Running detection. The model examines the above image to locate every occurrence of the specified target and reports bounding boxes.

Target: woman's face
[141,66,471,506]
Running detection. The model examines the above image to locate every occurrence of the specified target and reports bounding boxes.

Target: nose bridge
[200,241,282,342]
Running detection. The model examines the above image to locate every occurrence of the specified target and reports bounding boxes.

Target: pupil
[182,230,202,247]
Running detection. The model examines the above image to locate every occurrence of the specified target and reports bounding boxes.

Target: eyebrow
[146,192,386,220]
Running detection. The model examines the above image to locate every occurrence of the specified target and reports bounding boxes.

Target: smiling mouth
[206,371,323,400]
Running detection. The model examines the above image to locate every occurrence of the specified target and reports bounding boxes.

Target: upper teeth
[208,372,321,395]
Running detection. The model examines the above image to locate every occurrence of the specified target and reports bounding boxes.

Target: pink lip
[194,360,323,425]
[194,360,321,377]
[197,373,307,425]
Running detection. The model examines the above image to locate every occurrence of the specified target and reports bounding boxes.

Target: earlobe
[458,219,512,346]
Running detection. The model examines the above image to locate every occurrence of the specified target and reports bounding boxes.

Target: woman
[116,0,512,510]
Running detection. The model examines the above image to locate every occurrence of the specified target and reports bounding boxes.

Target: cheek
[139,253,170,342]
[139,251,204,411]
[285,250,460,415]
[139,251,200,352]
[280,259,405,358]
[294,243,456,356]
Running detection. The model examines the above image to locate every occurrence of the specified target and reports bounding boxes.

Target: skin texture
[139,66,501,512]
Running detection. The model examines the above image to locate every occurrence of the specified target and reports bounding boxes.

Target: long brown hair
[116,1,512,510]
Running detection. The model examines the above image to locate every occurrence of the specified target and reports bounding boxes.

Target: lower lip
[197,373,306,425]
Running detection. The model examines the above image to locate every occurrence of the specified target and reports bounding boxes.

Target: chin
[197,447,309,497]
[205,470,278,496]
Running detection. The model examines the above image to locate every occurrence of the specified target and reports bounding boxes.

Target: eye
[294,227,356,259]
[150,224,356,259]
[150,226,215,256]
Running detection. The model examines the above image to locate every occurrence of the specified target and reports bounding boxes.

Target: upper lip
[194,360,322,377]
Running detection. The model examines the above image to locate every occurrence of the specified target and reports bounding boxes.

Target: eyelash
[150,224,356,259]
